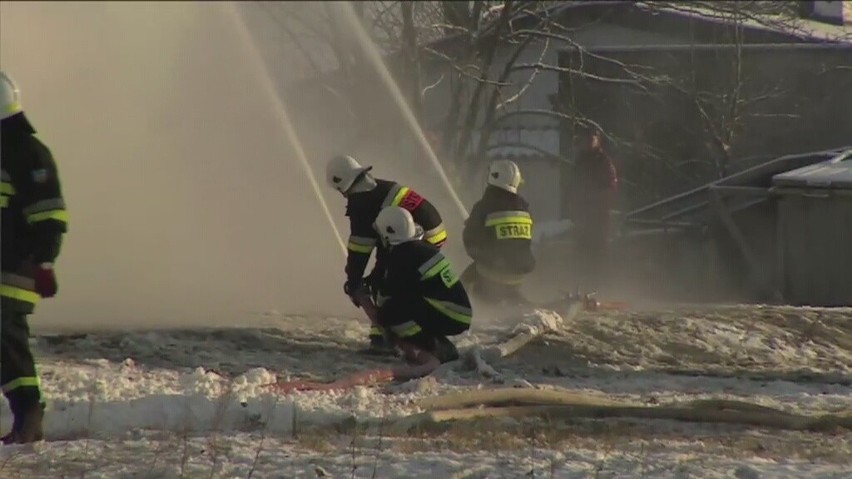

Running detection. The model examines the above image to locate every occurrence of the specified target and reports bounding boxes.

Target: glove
[343,279,365,307]
[34,263,58,298]
[363,271,382,296]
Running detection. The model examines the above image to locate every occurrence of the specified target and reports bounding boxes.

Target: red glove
[33,264,58,298]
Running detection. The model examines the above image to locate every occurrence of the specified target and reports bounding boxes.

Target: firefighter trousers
[1,302,42,419]
[462,261,530,305]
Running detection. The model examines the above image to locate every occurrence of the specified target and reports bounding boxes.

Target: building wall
[416,22,693,222]
[487,23,687,130]
[287,12,819,224]
[557,44,852,218]
[777,192,852,306]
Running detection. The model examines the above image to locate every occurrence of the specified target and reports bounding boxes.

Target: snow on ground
[1,304,851,478]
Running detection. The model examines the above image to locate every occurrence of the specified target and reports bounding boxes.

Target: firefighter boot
[363,326,397,356]
[433,335,460,364]
[1,402,45,445]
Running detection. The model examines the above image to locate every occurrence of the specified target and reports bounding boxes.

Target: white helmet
[487,159,523,193]
[326,154,372,195]
[374,206,423,246]
[0,71,23,121]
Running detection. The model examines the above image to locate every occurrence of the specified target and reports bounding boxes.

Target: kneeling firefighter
[461,159,535,305]
[325,154,448,354]
[270,206,473,394]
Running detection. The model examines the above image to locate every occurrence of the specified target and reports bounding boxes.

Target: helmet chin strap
[381,226,423,248]
[346,169,377,195]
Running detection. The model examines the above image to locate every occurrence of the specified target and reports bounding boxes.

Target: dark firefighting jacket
[462,185,535,275]
[376,238,472,336]
[1,113,68,313]
[344,179,446,285]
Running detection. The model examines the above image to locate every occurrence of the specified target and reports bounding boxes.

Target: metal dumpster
[772,150,852,306]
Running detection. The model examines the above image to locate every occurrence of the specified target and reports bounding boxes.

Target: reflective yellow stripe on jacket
[1,170,15,208]
[418,252,457,286]
[0,273,40,305]
[382,184,409,208]
[24,198,69,224]
[1,376,40,394]
[485,210,533,240]
[347,235,376,254]
[417,253,471,324]
[423,223,448,246]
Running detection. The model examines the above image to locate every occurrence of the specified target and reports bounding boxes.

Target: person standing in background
[567,124,618,291]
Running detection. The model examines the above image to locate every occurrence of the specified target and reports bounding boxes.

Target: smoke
[237,3,477,291]
[1,1,357,330]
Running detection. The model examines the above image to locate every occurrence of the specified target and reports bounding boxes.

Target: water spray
[336,1,469,219]
[226,1,347,257]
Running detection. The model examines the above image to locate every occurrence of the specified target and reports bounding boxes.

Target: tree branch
[512,62,647,86]
[423,47,513,86]
[421,74,445,99]
[255,2,325,78]
[496,35,549,110]
[454,0,517,165]
[485,141,567,163]
[475,24,540,160]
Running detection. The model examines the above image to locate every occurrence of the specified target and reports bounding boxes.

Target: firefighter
[325,154,447,354]
[271,206,472,394]
[462,159,535,306]
[1,71,69,444]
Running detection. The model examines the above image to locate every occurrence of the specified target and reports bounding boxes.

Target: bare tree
[256,0,850,209]
[400,2,423,119]
[553,0,852,208]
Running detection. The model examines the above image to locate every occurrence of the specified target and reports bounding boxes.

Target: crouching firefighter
[325,154,448,354]
[461,159,535,306]
[269,206,473,393]
[1,71,69,444]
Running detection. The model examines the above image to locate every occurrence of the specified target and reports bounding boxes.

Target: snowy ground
[1,303,851,478]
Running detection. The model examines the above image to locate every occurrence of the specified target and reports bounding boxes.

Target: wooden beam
[709,185,772,198]
[660,201,710,221]
[775,196,788,302]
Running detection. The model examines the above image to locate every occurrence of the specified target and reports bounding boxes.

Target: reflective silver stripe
[348,235,377,247]
[23,198,66,217]
[381,184,405,208]
[417,252,445,276]
[485,211,532,222]
[1,273,35,289]
[1,170,10,181]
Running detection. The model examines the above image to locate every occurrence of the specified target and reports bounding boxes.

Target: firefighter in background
[1,71,69,444]
[461,159,536,306]
[272,206,473,394]
[567,124,618,290]
[326,155,447,354]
